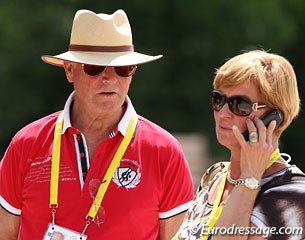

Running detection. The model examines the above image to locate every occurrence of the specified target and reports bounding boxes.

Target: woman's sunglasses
[82,64,137,77]
[210,90,269,116]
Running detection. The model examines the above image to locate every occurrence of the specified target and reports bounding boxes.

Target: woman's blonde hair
[213,50,300,137]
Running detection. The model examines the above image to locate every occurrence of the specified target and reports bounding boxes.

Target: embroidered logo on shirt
[112,159,141,189]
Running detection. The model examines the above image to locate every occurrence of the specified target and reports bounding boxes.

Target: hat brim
[41,51,163,67]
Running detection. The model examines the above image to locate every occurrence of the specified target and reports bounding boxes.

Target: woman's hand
[232,117,277,181]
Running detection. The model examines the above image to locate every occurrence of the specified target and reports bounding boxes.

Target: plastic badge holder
[43,223,87,240]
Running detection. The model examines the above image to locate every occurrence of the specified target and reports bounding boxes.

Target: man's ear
[63,61,74,83]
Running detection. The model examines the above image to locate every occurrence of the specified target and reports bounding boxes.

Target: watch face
[245,178,259,189]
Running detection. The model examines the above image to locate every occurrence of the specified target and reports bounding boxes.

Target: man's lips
[98,91,115,94]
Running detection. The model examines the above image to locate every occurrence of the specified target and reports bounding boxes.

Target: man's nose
[101,67,117,82]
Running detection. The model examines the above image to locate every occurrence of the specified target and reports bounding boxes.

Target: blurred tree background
[0,0,304,169]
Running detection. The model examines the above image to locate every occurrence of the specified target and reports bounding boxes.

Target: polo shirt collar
[62,91,137,136]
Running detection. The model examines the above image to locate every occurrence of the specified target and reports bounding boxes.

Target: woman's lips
[219,125,232,130]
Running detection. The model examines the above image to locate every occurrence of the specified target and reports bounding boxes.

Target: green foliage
[0,0,304,168]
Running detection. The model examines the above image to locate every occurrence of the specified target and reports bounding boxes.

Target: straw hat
[41,9,162,66]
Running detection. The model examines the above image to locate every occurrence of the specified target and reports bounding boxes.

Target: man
[0,9,194,240]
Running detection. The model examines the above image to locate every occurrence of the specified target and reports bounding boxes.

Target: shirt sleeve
[0,139,23,215]
[250,173,305,239]
[251,208,268,228]
[158,141,194,219]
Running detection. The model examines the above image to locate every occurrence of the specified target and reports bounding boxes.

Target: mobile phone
[242,109,284,141]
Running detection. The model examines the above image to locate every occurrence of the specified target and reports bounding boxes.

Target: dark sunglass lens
[229,96,252,116]
[114,65,137,77]
[211,91,226,111]
[83,65,106,76]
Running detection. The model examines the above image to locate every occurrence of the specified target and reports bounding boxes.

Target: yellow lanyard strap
[199,147,280,239]
[87,114,137,219]
[199,164,229,240]
[267,147,280,168]
[50,111,64,206]
[49,111,138,222]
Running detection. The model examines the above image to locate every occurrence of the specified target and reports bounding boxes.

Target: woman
[174,50,305,240]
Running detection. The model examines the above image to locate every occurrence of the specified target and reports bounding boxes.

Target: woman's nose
[218,102,233,118]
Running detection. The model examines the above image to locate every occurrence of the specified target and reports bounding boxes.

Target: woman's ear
[63,61,74,83]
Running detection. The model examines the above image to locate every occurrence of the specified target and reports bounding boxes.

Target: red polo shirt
[0,92,194,239]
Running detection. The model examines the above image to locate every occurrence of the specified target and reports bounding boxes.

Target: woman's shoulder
[197,162,229,192]
[261,164,305,191]
[253,166,305,231]
[264,175,305,193]
[202,162,229,181]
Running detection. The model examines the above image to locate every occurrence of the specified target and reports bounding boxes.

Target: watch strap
[227,171,261,190]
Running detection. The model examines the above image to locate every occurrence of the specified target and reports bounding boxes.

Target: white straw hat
[41,9,163,66]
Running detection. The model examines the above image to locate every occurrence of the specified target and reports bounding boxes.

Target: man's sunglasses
[82,64,137,77]
[210,90,269,116]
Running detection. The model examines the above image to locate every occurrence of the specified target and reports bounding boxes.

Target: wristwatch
[227,172,261,190]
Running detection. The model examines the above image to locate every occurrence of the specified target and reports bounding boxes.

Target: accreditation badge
[43,223,87,240]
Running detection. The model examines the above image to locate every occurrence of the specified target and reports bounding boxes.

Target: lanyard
[199,147,281,240]
[50,111,64,207]
[199,164,229,240]
[49,111,138,233]
[267,147,280,168]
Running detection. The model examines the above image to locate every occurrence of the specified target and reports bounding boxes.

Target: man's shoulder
[13,111,60,141]
[136,115,179,141]
[136,116,181,148]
